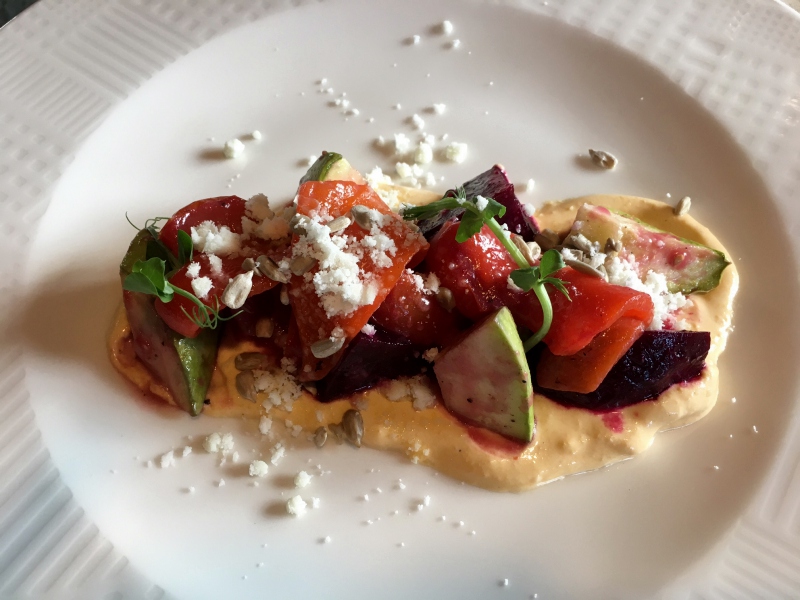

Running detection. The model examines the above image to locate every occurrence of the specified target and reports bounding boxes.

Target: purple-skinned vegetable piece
[416,165,540,241]
[531,331,711,411]
[316,323,426,402]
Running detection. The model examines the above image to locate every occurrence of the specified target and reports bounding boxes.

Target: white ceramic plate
[3,1,800,598]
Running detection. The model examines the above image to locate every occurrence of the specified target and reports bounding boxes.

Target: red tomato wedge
[535,316,646,393]
[288,181,428,379]
[426,220,654,356]
[155,196,287,338]
[372,269,462,347]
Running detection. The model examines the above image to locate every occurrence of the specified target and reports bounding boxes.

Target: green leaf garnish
[122,256,231,331]
[403,189,570,349]
[177,230,193,266]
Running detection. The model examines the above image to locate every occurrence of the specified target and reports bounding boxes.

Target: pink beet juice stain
[601,411,624,433]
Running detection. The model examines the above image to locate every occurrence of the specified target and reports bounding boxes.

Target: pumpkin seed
[310,335,345,359]
[280,284,290,306]
[254,318,274,338]
[565,258,607,280]
[313,426,328,448]
[235,370,257,402]
[526,241,542,262]
[256,255,290,283]
[341,409,364,448]
[221,271,253,309]
[241,257,257,272]
[604,237,622,253]
[436,287,455,312]
[674,196,691,216]
[288,213,311,236]
[568,234,597,255]
[588,149,618,170]
[234,352,271,371]
[326,215,351,233]
[328,422,344,444]
[534,228,560,251]
[511,234,539,266]
[350,205,377,230]
[289,255,317,276]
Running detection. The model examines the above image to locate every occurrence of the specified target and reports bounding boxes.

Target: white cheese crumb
[254,369,302,412]
[474,195,489,211]
[414,142,433,165]
[270,446,286,466]
[259,416,273,435]
[251,130,262,141]
[311,497,321,509]
[216,478,226,487]
[186,486,195,494]
[295,471,312,488]
[223,138,245,159]
[207,254,223,275]
[191,221,241,256]
[525,179,536,194]
[441,20,454,35]
[432,103,446,115]
[249,460,269,477]
[322,535,331,544]
[445,142,468,163]
[449,39,461,49]
[159,451,175,468]
[410,114,425,131]
[181,446,192,458]
[424,172,437,187]
[394,133,411,154]
[190,276,212,300]
[423,495,431,506]
[500,578,509,587]
[362,323,376,336]
[411,34,420,45]
[186,262,201,278]
[422,348,439,362]
[286,495,307,517]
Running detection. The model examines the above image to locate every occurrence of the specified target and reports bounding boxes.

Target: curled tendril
[177,293,241,330]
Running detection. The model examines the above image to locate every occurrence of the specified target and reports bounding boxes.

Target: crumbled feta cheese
[191,221,242,255]
[525,179,536,194]
[445,142,468,163]
[203,432,234,455]
[410,114,425,131]
[270,446,286,466]
[414,142,433,165]
[223,138,245,159]
[449,39,461,49]
[216,478,226,487]
[249,460,269,477]
[441,20,454,35]
[394,133,411,154]
[410,378,437,410]
[181,446,192,458]
[295,471,313,488]
[207,254,223,275]
[159,451,175,468]
[474,195,489,211]
[286,495,307,517]
[322,535,331,543]
[432,103,446,115]
[254,369,302,411]
[424,172,437,187]
[190,276,212,299]
[251,130,262,141]
[396,162,414,179]
[311,497,321,509]
[362,323,376,336]
[258,416,273,435]
[186,262,201,278]
[422,348,439,362]
[424,272,440,294]
[411,34,421,45]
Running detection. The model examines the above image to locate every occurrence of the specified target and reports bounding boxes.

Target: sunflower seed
[588,149,618,170]
[351,205,377,230]
[436,287,456,312]
[604,237,622,253]
[568,234,597,255]
[313,426,328,448]
[280,284,290,306]
[328,422,344,444]
[526,241,542,262]
[235,370,257,401]
[288,213,311,236]
[256,255,290,283]
[234,352,271,371]
[221,271,253,309]
[241,257,257,272]
[310,335,345,359]
[534,229,561,251]
[326,215,351,233]
[289,255,317,276]
[341,409,364,448]
[511,234,539,266]
[674,196,691,216]
[565,258,607,280]
[255,318,274,338]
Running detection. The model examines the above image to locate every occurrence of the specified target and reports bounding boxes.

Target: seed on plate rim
[674,196,691,216]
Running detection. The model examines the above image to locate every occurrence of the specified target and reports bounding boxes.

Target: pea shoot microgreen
[122,256,234,330]
[402,187,571,348]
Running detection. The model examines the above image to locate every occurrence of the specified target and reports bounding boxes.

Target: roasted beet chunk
[415,165,539,240]
[532,331,711,411]
[316,324,426,402]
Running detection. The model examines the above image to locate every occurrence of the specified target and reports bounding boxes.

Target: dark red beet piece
[316,323,426,402]
[416,165,540,240]
[531,331,711,411]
